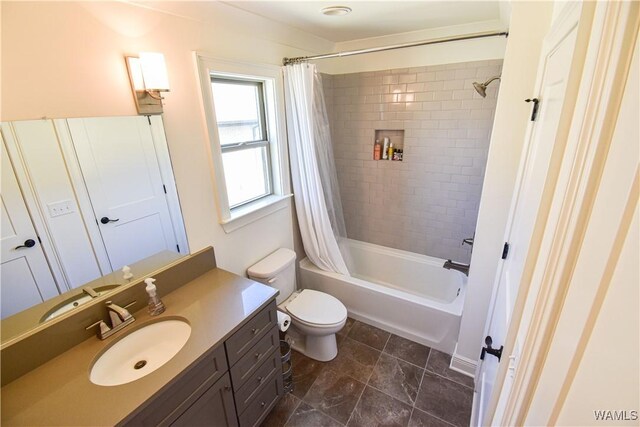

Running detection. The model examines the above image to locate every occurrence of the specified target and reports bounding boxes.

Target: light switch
[47,200,75,217]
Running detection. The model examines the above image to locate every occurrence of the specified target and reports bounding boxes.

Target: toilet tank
[247,248,297,304]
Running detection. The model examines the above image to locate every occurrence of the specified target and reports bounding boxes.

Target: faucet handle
[105,300,136,326]
[86,320,111,337]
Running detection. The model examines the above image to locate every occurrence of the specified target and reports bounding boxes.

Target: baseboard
[450,343,477,378]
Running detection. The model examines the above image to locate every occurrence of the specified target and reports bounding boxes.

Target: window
[211,78,272,208]
[196,54,291,231]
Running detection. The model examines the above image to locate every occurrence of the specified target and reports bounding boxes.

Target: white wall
[318,20,507,75]
[1,1,333,275]
[454,2,554,366]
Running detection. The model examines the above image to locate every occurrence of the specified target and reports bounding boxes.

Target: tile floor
[262,319,474,427]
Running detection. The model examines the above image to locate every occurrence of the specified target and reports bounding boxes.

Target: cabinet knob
[251,328,259,335]
[257,376,263,383]
[260,402,266,407]
[224,385,231,391]
[255,352,262,359]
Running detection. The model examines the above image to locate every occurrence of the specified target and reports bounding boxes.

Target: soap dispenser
[145,278,166,316]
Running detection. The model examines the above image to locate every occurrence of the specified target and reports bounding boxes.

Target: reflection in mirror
[0,115,189,339]
[1,250,184,344]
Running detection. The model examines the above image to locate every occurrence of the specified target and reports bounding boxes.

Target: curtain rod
[283,30,508,66]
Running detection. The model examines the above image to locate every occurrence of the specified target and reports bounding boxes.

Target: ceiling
[222,1,502,42]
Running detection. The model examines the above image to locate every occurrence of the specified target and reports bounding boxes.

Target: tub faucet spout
[443,260,469,276]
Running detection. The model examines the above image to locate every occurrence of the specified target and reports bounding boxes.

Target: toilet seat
[285,289,347,327]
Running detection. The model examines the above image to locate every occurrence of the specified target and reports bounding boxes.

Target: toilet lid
[287,289,347,325]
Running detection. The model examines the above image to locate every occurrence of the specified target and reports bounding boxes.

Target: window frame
[212,76,273,209]
[195,54,291,232]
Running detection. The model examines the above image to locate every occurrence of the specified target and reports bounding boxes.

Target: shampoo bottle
[145,278,166,316]
[388,142,394,160]
[374,140,382,160]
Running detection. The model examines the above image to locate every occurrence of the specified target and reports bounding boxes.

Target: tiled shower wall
[323,59,503,263]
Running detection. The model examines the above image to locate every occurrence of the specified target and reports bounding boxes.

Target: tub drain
[134,360,147,370]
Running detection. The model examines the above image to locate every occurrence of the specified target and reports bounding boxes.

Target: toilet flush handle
[267,278,277,284]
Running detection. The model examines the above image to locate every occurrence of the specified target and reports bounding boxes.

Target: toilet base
[287,326,338,362]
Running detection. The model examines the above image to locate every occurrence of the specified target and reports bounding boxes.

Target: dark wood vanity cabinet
[121,300,282,427]
[171,373,237,427]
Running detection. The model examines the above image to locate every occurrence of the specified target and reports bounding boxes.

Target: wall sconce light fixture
[125,52,170,115]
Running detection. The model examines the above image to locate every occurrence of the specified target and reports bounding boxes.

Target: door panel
[475,10,581,426]
[67,117,179,271]
[1,138,59,319]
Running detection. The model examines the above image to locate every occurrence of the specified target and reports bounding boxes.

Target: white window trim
[194,53,291,233]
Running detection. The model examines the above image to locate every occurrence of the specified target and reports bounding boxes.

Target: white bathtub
[299,239,467,354]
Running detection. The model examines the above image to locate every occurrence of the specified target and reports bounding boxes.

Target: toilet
[248,248,347,362]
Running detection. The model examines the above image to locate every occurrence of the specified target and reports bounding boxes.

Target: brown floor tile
[286,402,343,427]
[261,392,301,427]
[347,386,412,427]
[303,368,366,424]
[408,408,453,427]
[426,350,474,389]
[414,371,473,427]
[348,321,390,350]
[291,350,325,398]
[384,334,431,368]
[337,317,356,337]
[323,337,381,382]
[369,353,424,405]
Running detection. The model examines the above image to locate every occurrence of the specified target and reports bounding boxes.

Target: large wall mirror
[0,115,188,341]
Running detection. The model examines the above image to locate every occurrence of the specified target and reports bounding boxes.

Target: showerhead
[472,75,501,98]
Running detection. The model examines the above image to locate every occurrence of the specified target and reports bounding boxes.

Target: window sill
[220,194,293,234]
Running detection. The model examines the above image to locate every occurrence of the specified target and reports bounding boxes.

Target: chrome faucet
[86,300,136,339]
[443,260,470,276]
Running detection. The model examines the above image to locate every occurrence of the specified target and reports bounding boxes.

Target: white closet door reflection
[1,138,59,318]
[67,117,179,271]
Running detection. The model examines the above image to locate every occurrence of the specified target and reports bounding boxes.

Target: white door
[1,138,60,319]
[67,117,179,271]
[475,6,583,426]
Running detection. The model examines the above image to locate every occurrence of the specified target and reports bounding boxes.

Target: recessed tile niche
[374,129,404,161]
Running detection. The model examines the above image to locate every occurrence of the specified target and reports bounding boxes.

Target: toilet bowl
[247,248,347,361]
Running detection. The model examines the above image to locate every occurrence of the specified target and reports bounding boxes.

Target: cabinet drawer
[225,302,277,365]
[230,326,279,389]
[121,345,228,427]
[234,348,281,414]
[238,374,283,427]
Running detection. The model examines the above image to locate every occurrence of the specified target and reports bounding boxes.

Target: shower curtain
[283,63,350,276]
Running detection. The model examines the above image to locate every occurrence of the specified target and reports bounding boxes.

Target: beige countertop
[1,267,277,426]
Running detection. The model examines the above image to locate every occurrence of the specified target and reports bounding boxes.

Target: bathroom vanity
[0,248,283,426]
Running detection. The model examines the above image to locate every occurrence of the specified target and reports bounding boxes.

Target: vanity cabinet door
[171,373,238,427]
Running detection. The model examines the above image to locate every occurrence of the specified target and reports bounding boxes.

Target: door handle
[480,335,503,361]
[15,239,36,250]
[100,217,120,224]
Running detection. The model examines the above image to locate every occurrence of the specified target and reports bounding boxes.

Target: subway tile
[382,75,399,85]
[327,61,500,264]
[406,82,425,92]
[443,80,464,90]
[433,91,453,101]
[399,73,417,84]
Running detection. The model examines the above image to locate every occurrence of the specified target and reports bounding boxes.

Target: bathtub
[299,239,467,354]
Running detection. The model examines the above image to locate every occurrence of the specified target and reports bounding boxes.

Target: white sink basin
[90,319,191,386]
